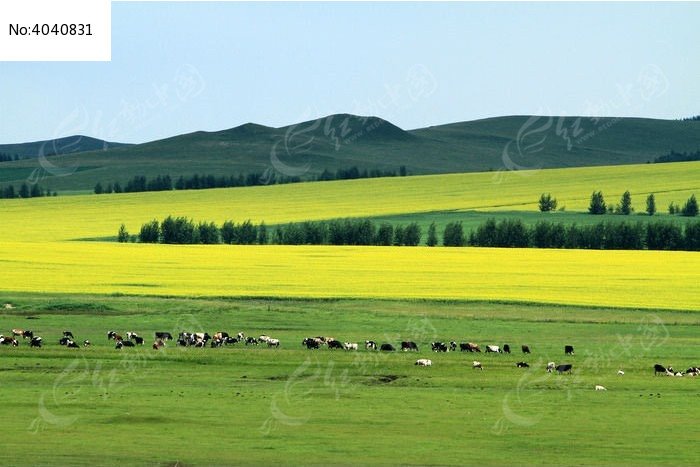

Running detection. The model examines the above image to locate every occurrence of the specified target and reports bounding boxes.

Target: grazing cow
[449,341,457,352]
[177,339,189,347]
[547,362,555,373]
[267,338,280,348]
[431,342,448,352]
[152,343,159,350]
[133,336,144,345]
[415,359,432,366]
[556,364,573,374]
[193,340,206,348]
[380,344,396,352]
[66,340,79,348]
[0,336,18,346]
[107,331,117,339]
[121,340,135,347]
[237,332,245,340]
[155,332,173,341]
[502,344,511,354]
[83,340,90,347]
[401,341,419,352]
[59,336,71,345]
[485,345,501,353]
[126,332,139,340]
[595,385,607,391]
[29,336,42,348]
[521,345,531,354]
[460,343,480,352]
[214,332,229,340]
[63,331,74,338]
[344,342,358,350]
[224,337,238,345]
[328,340,344,350]
[245,337,258,346]
[365,340,377,350]
[210,339,223,348]
[685,367,700,376]
[516,362,529,368]
[12,329,32,339]
[565,345,574,355]
[303,338,319,349]
[618,370,625,375]
[155,338,165,348]
[473,361,483,370]
[654,364,667,376]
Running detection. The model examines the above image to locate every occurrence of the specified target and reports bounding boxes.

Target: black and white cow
[431,342,448,352]
[654,364,668,375]
[303,338,320,349]
[29,336,42,348]
[401,341,419,352]
[556,364,573,374]
[565,345,574,355]
[328,340,344,350]
[449,341,457,352]
[380,343,396,352]
[516,361,529,368]
[63,331,74,338]
[155,332,173,341]
[485,345,501,353]
[365,340,377,350]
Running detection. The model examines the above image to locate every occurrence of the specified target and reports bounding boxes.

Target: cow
[344,342,358,350]
[556,364,573,374]
[459,342,480,352]
[155,332,173,341]
[267,338,280,348]
[155,338,165,348]
[0,336,18,346]
[449,341,457,352]
[618,370,625,375]
[401,341,419,352]
[654,364,667,376]
[193,340,206,348]
[245,337,258,346]
[152,343,159,350]
[210,339,223,348]
[485,345,501,353]
[214,332,229,340]
[63,331,74,338]
[415,359,432,366]
[12,329,32,339]
[547,362,556,373]
[66,340,79,348]
[380,343,396,352]
[516,362,529,368]
[328,340,344,350]
[431,342,448,352]
[521,345,531,354]
[502,344,511,354]
[121,340,135,347]
[133,336,144,345]
[107,331,117,340]
[29,336,42,348]
[303,338,319,349]
[59,336,71,345]
[595,385,607,391]
[365,340,377,350]
[565,345,574,355]
[473,361,483,370]
[224,337,238,345]
[126,332,139,340]
[83,340,90,347]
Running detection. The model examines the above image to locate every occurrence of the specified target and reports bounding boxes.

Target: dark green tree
[681,194,698,217]
[426,222,438,246]
[443,221,465,247]
[619,191,632,215]
[646,193,656,216]
[18,183,30,198]
[197,221,220,244]
[94,182,104,194]
[221,220,236,244]
[375,223,394,246]
[588,191,606,214]
[257,221,268,245]
[403,222,421,246]
[117,224,129,243]
[139,219,160,243]
[538,193,557,212]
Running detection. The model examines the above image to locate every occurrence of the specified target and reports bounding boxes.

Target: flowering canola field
[1,161,698,310]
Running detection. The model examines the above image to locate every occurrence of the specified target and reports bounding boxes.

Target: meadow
[1,294,699,466]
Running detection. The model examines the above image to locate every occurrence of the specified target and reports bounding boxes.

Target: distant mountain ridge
[1,114,698,192]
[0,135,130,158]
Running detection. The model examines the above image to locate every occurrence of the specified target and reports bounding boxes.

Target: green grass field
[1,294,698,466]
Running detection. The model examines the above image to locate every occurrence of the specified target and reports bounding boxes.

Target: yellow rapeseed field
[1,241,698,310]
[1,161,698,242]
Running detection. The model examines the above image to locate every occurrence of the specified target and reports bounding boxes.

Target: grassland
[0,294,698,466]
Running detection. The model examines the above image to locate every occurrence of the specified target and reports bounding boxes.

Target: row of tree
[0,152,22,163]
[126,217,424,246]
[0,182,56,199]
[464,218,700,251]
[539,191,698,217]
[97,166,408,195]
[654,149,700,164]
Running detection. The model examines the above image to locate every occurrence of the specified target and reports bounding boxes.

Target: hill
[0,135,130,159]
[0,114,698,192]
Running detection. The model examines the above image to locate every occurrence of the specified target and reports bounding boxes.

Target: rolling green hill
[1,114,698,192]
[0,135,130,159]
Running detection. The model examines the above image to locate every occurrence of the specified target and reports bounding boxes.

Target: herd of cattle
[3,328,698,377]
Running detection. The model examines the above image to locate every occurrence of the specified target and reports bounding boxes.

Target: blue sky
[1,1,699,144]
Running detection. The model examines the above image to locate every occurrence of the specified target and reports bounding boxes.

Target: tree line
[126,217,422,246]
[0,182,56,199]
[121,216,700,251]
[465,218,700,251]
[540,191,698,217]
[97,166,408,194]
[0,152,22,163]
[653,149,700,164]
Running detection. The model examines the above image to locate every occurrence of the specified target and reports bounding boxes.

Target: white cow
[595,385,607,391]
[547,362,555,373]
[485,345,501,353]
[415,359,432,366]
[473,361,483,370]
[344,342,358,350]
[617,370,625,375]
